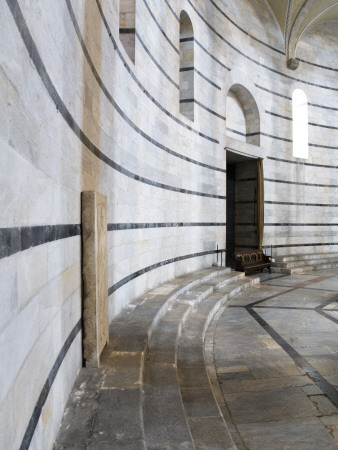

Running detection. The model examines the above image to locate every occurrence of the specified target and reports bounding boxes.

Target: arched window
[292,89,308,158]
[119,0,135,63]
[179,11,194,121]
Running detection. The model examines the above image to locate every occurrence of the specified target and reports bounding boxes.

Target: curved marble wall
[1,0,337,447]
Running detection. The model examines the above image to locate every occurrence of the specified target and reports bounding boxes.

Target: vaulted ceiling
[266,0,338,69]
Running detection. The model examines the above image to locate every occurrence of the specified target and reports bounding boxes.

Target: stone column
[81,191,109,367]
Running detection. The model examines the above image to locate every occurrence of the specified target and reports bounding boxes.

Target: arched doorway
[225,84,263,267]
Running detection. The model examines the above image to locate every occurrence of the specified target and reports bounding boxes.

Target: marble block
[82,191,109,367]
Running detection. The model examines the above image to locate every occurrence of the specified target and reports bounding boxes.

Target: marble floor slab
[237,418,338,450]
[211,271,338,449]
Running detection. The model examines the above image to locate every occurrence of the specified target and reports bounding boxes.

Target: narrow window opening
[179,11,194,121]
[119,0,135,63]
[292,89,308,158]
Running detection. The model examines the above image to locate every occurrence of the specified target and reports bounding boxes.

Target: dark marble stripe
[194,68,222,90]
[163,0,179,21]
[195,100,226,120]
[316,309,338,326]
[108,249,223,295]
[262,132,338,150]
[265,223,338,227]
[19,319,82,450]
[143,0,179,54]
[265,200,338,207]
[256,84,291,100]
[8,0,225,205]
[309,121,338,130]
[108,222,226,231]
[94,0,218,144]
[0,224,81,260]
[266,110,338,130]
[263,133,292,143]
[1,222,228,259]
[257,85,338,111]
[267,156,338,170]
[298,57,338,73]
[181,99,226,120]
[266,111,291,121]
[247,307,338,407]
[265,242,338,249]
[254,305,320,311]
[181,65,222,89]
[135,30,179,88]
[265,178,338,188]
[247,287,296,308]
[226,127,246,137]
[195,38,231,71]
[226,128,260,138]
[308,102,338,112]
[187,0,338,92]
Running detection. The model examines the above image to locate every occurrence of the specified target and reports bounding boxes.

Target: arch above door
[226,83,260,146]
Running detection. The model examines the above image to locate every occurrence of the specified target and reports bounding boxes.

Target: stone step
[271,253,338,274]
[272,256,338,268]
[273,252,338,263]
[177,275,259,449]
[288,262,338,274]
[142,301,194,449]
[272,262,338,275]
[205,271,246,291]
[54,267,248,449]
[142,271,253,449]
[142,271,245,448]
[108,267,230,353]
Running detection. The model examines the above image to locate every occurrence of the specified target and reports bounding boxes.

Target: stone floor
[209,270,338,450]
[54,269,338,449]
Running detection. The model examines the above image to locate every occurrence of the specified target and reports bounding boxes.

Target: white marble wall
[1,0,337,447]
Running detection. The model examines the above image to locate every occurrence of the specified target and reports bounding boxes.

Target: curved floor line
[247,306,338,407]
